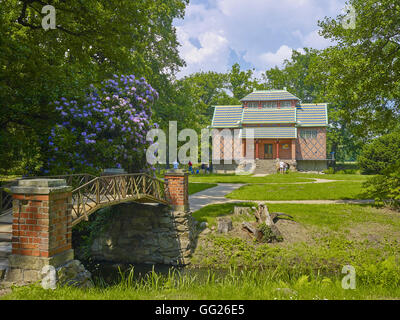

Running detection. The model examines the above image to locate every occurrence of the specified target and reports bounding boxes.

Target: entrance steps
[254,159,278,175]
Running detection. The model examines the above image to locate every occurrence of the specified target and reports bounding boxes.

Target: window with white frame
[247,102,258,107]
[281,101,292,108]
[245,101,280,108]
[263,101,277,108]
[300,130,318,139]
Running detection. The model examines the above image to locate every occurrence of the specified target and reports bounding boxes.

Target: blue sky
[173,0,347,78]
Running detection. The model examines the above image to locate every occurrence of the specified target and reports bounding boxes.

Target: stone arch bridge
[0,171,194,286]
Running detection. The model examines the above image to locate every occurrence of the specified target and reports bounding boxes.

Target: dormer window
[245,101,279,108]
[247,102,259,108]
[264,101,278,108]
[240,90,300,108]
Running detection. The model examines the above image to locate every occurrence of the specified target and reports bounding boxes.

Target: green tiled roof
[242,108,296,124]
[211,105,242,128]
[241,127,297,139]
[296,104,328,127]
[240,90,299,102]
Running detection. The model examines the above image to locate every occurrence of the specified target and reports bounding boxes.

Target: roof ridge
[298,103,328,105]
[213,105,242,107]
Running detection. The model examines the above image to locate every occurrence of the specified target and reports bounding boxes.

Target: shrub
[323,167,335,174]
[322,168,357,175]
[40,74,159,175]
[358,131,400,174]
[362,161,400,209]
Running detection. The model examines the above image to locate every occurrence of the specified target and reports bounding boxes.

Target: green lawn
[189,172,370,184]
[192,202,257,227]
[227,181,366,200]
[189,173,315,184]
[294,173,371,181]
[192,202,400,231]
[188,183,217,195]
[189,202,400,299]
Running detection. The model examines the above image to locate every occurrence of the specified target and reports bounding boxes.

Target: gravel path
[189,183,245,212]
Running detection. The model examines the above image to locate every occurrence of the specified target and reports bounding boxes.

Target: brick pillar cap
[165,169,188,177]
[11,179,72,195]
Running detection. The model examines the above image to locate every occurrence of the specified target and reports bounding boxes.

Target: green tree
[363,161,400,209]
[228,63,260,101]
[358,131,400,174]
[263,48,322,103]
[0,0,188,174]
[314,0,400,138]
[262,49,362,161]
[45,75,158,175]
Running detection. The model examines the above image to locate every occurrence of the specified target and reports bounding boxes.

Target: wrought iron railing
[70,174,169,226]
[0,173,168,223]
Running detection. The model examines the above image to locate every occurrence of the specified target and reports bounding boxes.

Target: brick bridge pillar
[164,170,189,212]
[5,179,76,285]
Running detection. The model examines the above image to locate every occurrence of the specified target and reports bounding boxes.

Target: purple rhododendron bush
[42,74,159,175]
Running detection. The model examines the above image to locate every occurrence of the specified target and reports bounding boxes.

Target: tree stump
[234,207,254,216]
[217,217,233,234]
[241,204,285,243]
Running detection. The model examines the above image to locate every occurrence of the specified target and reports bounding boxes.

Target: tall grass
[3,265,400,300]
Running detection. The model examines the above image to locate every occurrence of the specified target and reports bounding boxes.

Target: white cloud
[302,30,334,49]
[176,27,230,77]
[174,0,347,77]
[247,45,305,70]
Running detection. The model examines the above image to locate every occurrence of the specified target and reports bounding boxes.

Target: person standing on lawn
[279,161,285,174]
[188,161,193,174]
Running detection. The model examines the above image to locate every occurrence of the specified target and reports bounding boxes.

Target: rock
[80,202,195,266]
[0,288,11,296]
[199,222,208,229]
[217,218,233,234]
[159,238,174,250]
[57,260,93,288]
